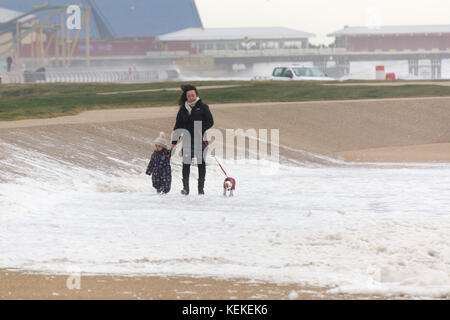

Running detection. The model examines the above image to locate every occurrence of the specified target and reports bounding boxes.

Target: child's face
[155,145,163,151]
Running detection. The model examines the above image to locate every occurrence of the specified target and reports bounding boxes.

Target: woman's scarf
[184,97,200,115]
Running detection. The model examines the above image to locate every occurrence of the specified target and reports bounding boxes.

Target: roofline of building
[0,7,36,24]
[328,25,450,37]
[158,27,315,42]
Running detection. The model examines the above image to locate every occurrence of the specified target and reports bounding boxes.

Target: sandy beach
[1,96,450,162]
[0,269,362,300]
[1,97,449,299]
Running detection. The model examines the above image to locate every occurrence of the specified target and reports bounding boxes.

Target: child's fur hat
[153,131,169,149]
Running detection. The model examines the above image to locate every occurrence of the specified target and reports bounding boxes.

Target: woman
[171,84,214,195]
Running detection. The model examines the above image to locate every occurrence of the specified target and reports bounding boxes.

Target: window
[272,68,285,77]
[293,67,307,76]
[309,68,326,77]
[292,67,325,77]
[282,69,294,78]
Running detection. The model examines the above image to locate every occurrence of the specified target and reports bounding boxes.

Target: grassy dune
[1,80,450,121]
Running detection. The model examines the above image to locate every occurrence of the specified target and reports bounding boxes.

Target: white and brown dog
[223,177,236,197]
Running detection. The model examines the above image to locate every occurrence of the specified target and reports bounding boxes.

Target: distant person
[146,132,172,194]
[171,84,214,195]
[6,56,13,72]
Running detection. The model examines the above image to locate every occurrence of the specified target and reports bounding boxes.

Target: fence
[0,69,179,84]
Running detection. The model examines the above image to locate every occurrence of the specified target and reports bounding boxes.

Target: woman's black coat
[171,99,214,148]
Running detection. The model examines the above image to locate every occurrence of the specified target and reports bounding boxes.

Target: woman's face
[186,90,197,103]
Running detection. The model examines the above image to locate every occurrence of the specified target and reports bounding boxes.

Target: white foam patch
[0,143,449,299]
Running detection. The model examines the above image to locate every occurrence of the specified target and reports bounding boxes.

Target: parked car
[271,66,334,81]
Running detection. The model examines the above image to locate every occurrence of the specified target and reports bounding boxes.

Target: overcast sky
[195,0,450,44]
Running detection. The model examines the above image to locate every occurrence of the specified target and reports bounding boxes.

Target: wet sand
[1,269,363,300]
[1,96,450,164]
[335,142,450,162]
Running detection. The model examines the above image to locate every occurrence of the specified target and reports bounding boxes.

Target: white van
[271,66,334,81]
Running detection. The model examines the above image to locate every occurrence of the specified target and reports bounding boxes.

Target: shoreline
[0,269,386,300]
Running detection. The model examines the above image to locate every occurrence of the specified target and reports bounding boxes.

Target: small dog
[223,177,236,197]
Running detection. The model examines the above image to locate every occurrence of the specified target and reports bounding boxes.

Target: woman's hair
[178,84,198,108]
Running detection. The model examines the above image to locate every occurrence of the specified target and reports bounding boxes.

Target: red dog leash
[198,131,229,178]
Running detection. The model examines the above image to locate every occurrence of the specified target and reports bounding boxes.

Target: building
[0,0,203,38]
[0,1,203,65]
[0,7,35,60]
[157,27,315,54]
[0,7,29,24]
[328,25,450,52]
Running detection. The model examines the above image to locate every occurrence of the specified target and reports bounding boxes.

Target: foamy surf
[1,138,449,299]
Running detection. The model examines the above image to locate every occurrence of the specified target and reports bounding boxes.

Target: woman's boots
[181,178,205,195]
[182,162,206,195]
[198,178,205,195]
[181,179,189,195]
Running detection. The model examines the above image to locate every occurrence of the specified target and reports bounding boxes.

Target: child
[145,132,172,194]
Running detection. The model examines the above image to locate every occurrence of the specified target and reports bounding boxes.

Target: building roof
[0,7,34,23]
[0,0,203,38]
[328,25,450,37]
[158,27,315,41]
